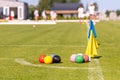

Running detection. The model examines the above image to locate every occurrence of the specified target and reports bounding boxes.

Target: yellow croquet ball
[44,56,53,64]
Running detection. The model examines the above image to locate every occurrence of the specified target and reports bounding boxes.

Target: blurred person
[9,11,15,20]
[50,11,57,21]
[88,3,96,25]
[42,10,47,20]
[34,9,39,21]
[85,11,89,20]
[78,5,84,24]
[88,3,96,20]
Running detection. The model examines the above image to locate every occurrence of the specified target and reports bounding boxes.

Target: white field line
[0,44,86,48]
[56,20,100,23]
[88,59,104,80]
[0,20,56,25]
[0,20,100,25]
[15,58,95,70]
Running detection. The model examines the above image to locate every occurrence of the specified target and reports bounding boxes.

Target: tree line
[29,0,80,19]
[106,10,120,17]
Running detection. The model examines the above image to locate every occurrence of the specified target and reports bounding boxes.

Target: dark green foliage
[94,2,98,11]
[37,0,80,14]
[105,10,110,17]
[116,10,120,16]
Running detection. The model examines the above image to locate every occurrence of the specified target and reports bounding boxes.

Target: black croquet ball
[53,55,61,63]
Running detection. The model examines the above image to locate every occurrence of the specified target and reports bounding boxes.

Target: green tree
[116,10,120,16]
[105,10,110,17]
[60,0,67,3]
[94,2,98,11]
[37,0,50,14]
[29,5,36,19]
[37,0,81,14]
[69,0,80,3]
[54,0,80,3]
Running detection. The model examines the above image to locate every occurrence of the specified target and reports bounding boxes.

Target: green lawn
[0,21,120,80]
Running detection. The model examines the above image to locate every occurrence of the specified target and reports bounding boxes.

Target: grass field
[0,21,120,80]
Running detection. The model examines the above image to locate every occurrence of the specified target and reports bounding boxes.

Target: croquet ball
[83,54,89,62]
[50,54,55,58]
[75,55,84,63]
[44,56,53,64]
[70,54,77,62]
[39,54,46,63]
[53,55,61,63]
[77,53,83,56]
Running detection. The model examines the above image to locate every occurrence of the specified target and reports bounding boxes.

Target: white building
[98,11,109,21]
[0,0,29,20]
[109,11,117,20]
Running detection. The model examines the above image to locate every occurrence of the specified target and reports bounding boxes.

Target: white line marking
[56,20,100,23]
[0,44,85,48]
[88,59,104,80]
[0,20,100,25]
[0,20,56,25]
[15,58,94,70]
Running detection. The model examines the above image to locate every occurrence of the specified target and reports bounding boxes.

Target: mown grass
[0,21,120,80]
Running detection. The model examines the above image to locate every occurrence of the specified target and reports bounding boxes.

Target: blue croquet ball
[50,54,55,58]
[75,55,84,63]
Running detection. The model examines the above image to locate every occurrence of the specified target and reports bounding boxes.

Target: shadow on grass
[92,56,102,59]
[52,62,63,64]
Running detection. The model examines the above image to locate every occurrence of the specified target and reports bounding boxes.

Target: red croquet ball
[39,54,46,63]
[83,54,89,62]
